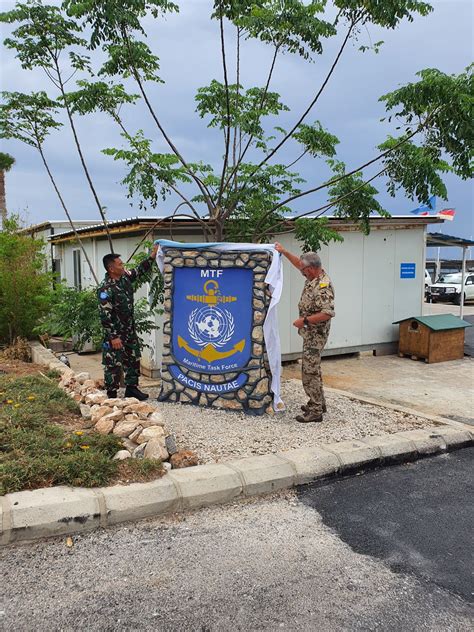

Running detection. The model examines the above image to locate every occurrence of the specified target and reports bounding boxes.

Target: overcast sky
[1,0,472,249]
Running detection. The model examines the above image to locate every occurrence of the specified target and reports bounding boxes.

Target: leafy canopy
[1,1,473,252]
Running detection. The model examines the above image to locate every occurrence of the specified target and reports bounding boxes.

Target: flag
[409,195,436,215]
[437,208,456,221]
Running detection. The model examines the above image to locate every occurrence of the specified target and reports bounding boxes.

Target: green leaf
[326,160,390,235]
[294,217,344,252]
[293,121,339,158]
[380,64,474,181]
[0,91,62,147]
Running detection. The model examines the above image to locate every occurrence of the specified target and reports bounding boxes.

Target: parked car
[429,272,474,305]
[424,269,432,297]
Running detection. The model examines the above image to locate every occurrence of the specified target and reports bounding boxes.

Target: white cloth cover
[155,240,284,409]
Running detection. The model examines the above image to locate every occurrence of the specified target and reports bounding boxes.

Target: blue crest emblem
[171,267,252,373]
[99,291,109,300]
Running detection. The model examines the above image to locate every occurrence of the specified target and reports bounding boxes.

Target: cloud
[1,0,472,240]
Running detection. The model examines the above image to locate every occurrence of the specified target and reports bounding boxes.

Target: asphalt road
[1,451,472,631]
[299,447,474,602]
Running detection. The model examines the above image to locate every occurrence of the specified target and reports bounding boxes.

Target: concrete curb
[30,341,71,375]
[1,425,472,546]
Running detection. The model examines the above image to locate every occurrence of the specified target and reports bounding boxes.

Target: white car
[424,269,432,295]
[429,272,474,305]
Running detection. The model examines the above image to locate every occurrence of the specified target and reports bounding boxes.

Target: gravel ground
[147,378,430,464]
[2,491,471,631]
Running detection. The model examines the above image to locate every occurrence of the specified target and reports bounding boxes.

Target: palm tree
[0,152,15,228]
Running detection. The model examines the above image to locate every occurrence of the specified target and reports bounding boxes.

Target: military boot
[125,385,149,401]
[301,403,327,413]
[107,390,117,399]
[295,413,323,423]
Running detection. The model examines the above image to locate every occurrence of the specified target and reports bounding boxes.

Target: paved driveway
[299,447,474,602]
[2,452,472,631]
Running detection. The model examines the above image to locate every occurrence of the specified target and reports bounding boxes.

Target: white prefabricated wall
[276,225,425,357]
[55,223,425,372]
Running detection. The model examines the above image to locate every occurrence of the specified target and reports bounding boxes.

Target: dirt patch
[111,461,166,486]
[0,357,46,377]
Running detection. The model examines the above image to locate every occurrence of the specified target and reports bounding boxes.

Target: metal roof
[49,214,443,243]
[427,233,474,248]
[393,314,472,330]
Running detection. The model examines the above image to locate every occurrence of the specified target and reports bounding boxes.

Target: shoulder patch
[319,282,328,288]
[99,291,109,301]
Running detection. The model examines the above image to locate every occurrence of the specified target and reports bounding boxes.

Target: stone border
[159,248,273,414]
[1,425,472,546]
[28,342,190,465]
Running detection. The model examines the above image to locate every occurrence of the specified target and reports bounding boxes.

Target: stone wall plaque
[159,247,274,414]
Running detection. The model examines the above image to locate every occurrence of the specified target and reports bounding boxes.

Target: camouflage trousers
[301,342,327,416]
[102,334,141,392]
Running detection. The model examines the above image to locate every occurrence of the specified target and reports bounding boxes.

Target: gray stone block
[396,428,447,455]
[102,477,180,525]
[228,454,295,496]
[430,425,473,448]
[168,463,242,509]
[7,486,101,543]
[277,447,340,485]
[360,434,417,461]
[322,439,380,471]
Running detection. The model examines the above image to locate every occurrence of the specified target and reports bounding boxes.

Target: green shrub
[0,216,52,344]
[35,243,162,351]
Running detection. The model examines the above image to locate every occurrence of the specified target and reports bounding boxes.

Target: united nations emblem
[177,279,245,363]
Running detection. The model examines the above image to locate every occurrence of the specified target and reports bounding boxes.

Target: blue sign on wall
[171,267,253,377]
[400,263,416,279]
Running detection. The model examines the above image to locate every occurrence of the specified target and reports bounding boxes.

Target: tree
[0,152,15,229]
[1,1,472,251]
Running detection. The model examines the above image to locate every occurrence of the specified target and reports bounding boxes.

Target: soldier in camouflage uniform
[98,244,159,400]
[275,244,335,423]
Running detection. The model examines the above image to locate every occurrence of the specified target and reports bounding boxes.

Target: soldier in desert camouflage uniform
[98,243,159,400]
[275,244,335,423]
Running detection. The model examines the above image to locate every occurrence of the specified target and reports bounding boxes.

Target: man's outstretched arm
[129,243,160,283]
[274,242,303,270]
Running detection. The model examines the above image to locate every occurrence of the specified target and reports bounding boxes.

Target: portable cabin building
[17,220,96,279]
[49,215,442,376]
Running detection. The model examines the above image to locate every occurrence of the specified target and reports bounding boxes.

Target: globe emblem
[189,306,233,346]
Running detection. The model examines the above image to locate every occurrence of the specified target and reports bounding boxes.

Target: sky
[1,0,473,254]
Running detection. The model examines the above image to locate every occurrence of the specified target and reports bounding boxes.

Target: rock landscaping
[54,364,198,470]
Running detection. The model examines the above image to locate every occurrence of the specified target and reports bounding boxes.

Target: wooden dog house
[393,314,471,363]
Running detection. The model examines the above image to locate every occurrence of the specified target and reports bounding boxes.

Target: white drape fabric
[155,240,284,409]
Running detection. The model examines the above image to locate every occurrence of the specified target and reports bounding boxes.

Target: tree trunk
[0,169,6,229]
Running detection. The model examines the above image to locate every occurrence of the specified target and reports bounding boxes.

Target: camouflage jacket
[98,258,153,341]
[298,271,335,348]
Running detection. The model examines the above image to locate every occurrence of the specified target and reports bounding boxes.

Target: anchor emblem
[178,279,245,363]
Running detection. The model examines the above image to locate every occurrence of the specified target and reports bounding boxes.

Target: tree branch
[253,120,427,234]
[222,43,280,208]
[249,20,357,180]
[260,165,388,240]
[36,138,99,285]
[126,209,211,263]
[113,115,206,229]
[53,57,115,253]
[284,149,309,170]
[216,2,232,209]
[121,29,215,215]
[232,26,241,177]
